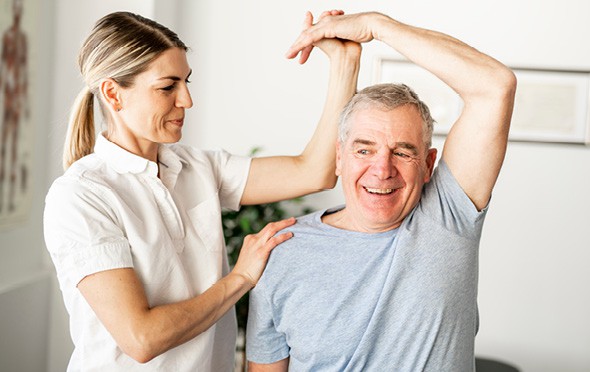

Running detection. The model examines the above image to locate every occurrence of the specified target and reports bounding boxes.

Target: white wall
[2,0,585,371]
[0,0,54,370]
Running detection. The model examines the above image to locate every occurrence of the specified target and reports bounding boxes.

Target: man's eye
[357,149,370,155]
[393,152,414,161]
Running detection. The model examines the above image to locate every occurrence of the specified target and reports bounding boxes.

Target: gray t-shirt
[246,160,487,371]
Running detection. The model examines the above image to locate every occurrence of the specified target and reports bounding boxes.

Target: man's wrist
[370,12,397,43]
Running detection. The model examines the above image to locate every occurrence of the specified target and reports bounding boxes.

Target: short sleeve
[416,159,488,239]
[44,175,133,294]
[246,283,290,364]
[205,149,251,211]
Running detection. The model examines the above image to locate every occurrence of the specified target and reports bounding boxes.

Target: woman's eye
[161,84,176,91]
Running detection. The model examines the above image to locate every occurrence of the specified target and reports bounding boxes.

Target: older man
[246,11,516,372]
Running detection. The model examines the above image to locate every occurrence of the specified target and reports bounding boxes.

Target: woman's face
[110,47,193,157]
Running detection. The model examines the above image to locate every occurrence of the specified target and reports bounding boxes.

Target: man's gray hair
[338,83,435,150]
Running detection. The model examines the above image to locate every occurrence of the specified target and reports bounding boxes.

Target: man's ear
[424,148,438,182]
[99,78,122,112]
[335,141,343,177]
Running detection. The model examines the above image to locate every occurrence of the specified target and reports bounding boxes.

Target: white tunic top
[44,134,251,371]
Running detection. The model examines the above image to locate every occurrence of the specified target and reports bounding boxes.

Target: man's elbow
[473,65,517,102]
[493,66,517,101]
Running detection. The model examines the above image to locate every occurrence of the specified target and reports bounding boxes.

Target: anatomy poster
[0,0,36,226]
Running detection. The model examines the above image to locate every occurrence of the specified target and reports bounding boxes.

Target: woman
[44,10,360,372]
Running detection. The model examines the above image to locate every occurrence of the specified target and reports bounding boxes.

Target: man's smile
[364,186,396,195]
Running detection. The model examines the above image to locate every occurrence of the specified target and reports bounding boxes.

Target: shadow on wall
[476,357,520,372]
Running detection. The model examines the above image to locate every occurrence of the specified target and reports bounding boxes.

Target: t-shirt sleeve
[246,282,290,364]
[44,176,133,294]
[417,159,488,239]
[205,149,251,211]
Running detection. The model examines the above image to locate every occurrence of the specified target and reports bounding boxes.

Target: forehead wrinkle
[395,142,419,154]
[352,138,376,146]
[352,137,419,155]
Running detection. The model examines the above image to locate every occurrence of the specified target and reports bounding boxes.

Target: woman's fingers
[264,231,294,253]
[257,217,296,245]
[233,217,296,287]
[299,11,315,64]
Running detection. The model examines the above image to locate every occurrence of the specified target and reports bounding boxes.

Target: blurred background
[0,0,589,371]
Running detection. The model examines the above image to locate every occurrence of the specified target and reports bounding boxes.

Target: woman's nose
[177,84,193,109]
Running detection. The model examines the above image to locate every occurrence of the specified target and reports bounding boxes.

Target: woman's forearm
[240,49,360,205]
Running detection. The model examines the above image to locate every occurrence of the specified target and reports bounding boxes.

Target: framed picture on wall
[373,57,590,145]
[0,0,38,227]
[509,68,590,144]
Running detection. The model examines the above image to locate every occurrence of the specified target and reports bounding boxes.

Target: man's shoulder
[273,208,319,232]
[265,210,329,262]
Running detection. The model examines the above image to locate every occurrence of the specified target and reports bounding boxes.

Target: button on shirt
[44,134,251,371]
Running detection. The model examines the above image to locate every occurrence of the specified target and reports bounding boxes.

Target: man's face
[336,105,437,233]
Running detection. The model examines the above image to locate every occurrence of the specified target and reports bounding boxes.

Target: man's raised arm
[287,12,517,210]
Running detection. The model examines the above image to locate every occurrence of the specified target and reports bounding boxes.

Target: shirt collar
[95,133,158,176]
[158,144,187,173]
[158,143,189,189]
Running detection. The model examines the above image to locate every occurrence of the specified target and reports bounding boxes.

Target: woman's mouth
[168,118,184,127]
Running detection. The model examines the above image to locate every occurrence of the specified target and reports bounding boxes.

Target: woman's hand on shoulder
[231,217,296,287]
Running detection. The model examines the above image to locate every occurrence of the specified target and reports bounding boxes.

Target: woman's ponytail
[62,87,95,170]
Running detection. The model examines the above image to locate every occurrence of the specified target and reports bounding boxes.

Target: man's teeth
[365,187,394,194]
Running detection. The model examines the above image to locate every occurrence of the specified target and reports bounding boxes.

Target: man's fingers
[319,9,344,20]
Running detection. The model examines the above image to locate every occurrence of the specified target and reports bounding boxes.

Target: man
[246,11,516,371]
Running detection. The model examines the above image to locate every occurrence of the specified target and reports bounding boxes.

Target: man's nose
[371,151,397,180]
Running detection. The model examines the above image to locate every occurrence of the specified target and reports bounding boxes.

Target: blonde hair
[63,11,187,169]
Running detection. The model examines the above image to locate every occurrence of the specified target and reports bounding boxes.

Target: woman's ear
[99,78,122,112]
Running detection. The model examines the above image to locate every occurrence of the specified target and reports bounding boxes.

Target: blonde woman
[44,11,360,371]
